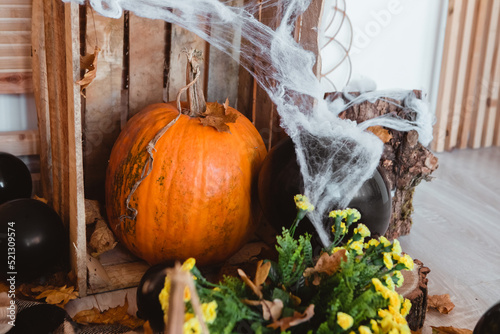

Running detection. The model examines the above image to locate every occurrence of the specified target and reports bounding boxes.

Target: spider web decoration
[66,0,434,247]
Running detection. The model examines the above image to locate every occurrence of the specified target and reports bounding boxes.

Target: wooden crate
[31,0,324,296]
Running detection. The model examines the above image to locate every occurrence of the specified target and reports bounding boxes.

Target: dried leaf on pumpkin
[431,326,473,334]
[237,260,271,299]
[200,99,239,133]
[267,304,315,331]
[428,294,455,314]
[72,296,145,329]
[368,126,393,143]
[303,249,347,285]
[32,284,79,307]
[76,46,101,96]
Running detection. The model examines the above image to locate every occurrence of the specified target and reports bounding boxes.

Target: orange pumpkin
[105,51,266,266]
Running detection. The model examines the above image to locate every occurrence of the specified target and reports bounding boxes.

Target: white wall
[0,94,38,132]
[321,0,448,109]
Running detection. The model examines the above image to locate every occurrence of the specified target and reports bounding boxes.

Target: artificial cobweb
[66,0,434,247]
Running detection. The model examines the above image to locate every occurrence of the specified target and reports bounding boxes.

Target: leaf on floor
[428,294,455,314]
[431,326,472,334]
[32,285,79,307]
[72,296,145,329]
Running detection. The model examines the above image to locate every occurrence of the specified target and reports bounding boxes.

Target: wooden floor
[399,146,500,332]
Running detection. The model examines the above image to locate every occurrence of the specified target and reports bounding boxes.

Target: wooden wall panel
[434,0,500,152]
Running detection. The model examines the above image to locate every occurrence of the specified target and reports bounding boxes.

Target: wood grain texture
[458,0,492,149]
[433,0,463,152]
[0,5,31,19]
[446,0,477,151]
[31,0,53,203]
[166,22,207,102]
[0,130,39,155]
[0,72,32,94]
[470,0,500,149]
[43,0,70,224]
[128,13,166,117]
[0,44,32,58]
[64,1,87,297]
[206,0,242,106]
[399,147,500,332]
[83,8,125,200]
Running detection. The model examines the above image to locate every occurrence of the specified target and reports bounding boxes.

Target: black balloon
[0,199,67,281]
[0,152,32,205]
[136,263,170,332]
[258,137,392,239]
[474,301,500,334]
[8,304,70,334]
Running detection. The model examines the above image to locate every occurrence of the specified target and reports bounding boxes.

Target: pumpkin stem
[181,48,206,117]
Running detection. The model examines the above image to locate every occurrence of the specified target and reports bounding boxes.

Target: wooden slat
[0,5,31,19]
[470,0,500,148]
[64,1,87,298]
[0,56,31,70]
[0,44,31,57]
[88,261,149,295]
[0,72,32,93]
[297,0,325,79]
[0,31,31,44]
[166,19,207,102]
[236,0,256,121]
[128,13,166,117]
[0,0,32,4]
[43,0,70,224]
[446,0,476,150]
[432,0,463,152]
[482,6,500,147]
[206,0,242,106]
[32,0,52,205]
[0,130,39,155]
[0,18,31,31]
[458,0,492,149]
[83,8,125,200]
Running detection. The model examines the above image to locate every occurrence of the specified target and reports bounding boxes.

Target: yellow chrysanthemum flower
[392,239,402,255]
[394,271,404,287]
[183,316,202,334]
[384,274,395,290]
[383,252,394,270]
[294,194,314,212]
[370,319,380,333]
[332,222,347,234]
[398,254,414,270]
[379,236,391,247]
[349,240,364,255]
[182,258,196,271]
[329,209,347,219]
[201,301,218,324]
[337,312,354,330]
[159,276,171,312]
[365,238,380,249]
[345,208,361,222]
[359,325,373,334]
[332,246,345,253]
[354,223,371,238]
[401,299,412,317]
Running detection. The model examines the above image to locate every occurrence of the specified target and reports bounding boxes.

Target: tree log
[396,259,431,331]
[328,91,439,239]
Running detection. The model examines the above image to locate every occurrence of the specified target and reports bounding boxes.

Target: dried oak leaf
[72,296,144,329]
[243,299,283,321]
[303,249,347,285]
[431,326,472,334]
[32,285,79,307]
[267,304,315,332]
[89,219,118,257]
[200,99,239,133]
[76,46,101,96]
[237,260,271,299]
[368,126,393,143]
[428,294,455,314]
